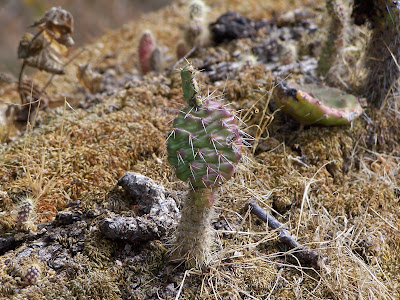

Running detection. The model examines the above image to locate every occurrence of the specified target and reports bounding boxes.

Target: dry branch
[245,199,328,270]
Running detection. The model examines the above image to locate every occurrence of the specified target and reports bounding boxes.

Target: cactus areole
[167,65,242,191]
[272,79,363,126]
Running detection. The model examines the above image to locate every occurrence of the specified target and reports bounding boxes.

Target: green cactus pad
[168,99,241,188]
[271,80,363,126]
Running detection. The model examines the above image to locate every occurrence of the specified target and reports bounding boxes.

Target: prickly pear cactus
[271,79,363,126]
[167,64,242,267]
[177,0,210,59]
[167,65,242,190]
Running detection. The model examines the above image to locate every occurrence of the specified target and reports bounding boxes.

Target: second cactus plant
[270,79,363,126]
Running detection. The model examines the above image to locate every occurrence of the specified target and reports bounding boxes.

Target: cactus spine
[167,64,242,267]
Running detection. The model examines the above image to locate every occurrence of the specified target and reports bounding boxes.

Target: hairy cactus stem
[352,0,400,107]
[177,0,209,59]
[318,0,348,78]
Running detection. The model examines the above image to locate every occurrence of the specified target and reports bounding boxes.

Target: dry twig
[245,199,328,270]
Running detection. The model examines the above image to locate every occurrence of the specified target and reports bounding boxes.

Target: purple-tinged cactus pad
[272,80,363,126]
[167,99,242,189]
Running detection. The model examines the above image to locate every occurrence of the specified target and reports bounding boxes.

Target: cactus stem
[171,188,214,266]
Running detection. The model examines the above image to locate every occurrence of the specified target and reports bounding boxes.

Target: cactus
[17,199,33,224]
[24,264,41,286]
[270,79,362,126]
[167,64,242,266]
[138,30,162,74]
[318,0,349,78]
[15,197,37,231]
[352,0,400,107]
[184,0,209,47]
[177,0,210,59]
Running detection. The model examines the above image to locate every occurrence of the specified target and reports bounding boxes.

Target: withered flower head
[17,33,45,59]
[30,6,74,47]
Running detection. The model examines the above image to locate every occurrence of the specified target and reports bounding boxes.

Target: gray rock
[100,172,179,243]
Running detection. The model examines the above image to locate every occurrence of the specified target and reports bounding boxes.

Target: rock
[99,172,179,244]
[210,10,268,44]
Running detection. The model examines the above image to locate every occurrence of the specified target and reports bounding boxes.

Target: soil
[0,0,399,299]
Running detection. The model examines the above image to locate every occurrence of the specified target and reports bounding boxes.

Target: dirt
[0,0,399,299]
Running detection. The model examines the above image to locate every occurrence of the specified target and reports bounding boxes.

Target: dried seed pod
[24,264,41,286]
[31,6,74,47]
[13,79,48,122]
[16,6,74,118]
[17,33,45,59]
[23,35,66,75]
[18,79,47,105]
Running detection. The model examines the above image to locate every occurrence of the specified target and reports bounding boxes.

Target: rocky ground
[0,0,399,299]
